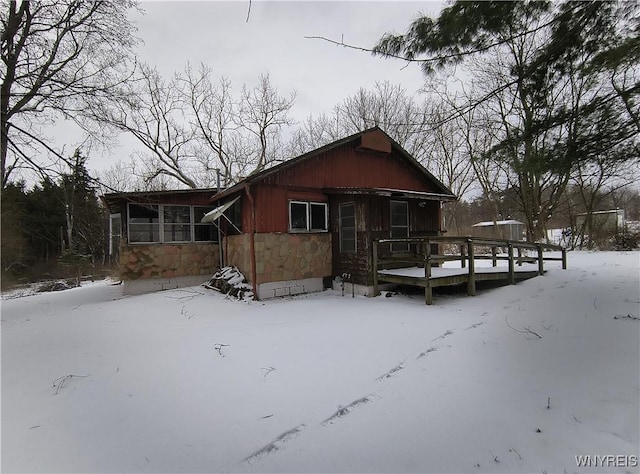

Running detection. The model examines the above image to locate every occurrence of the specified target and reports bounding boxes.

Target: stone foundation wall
[254,233,332,284]
[224,232,333,285]
[119,243,219,281]
[224,234,252,280]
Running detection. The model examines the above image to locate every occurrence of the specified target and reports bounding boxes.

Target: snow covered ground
[2,251,638,473]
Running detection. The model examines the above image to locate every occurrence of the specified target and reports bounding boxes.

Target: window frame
[127,203,160,244]
[339,201,357,254]
[109,213,122,256]
[390,200,409,253]
[127,203,217,244]
[193,206,218,242]
[288,200,328,233]
[163,205,192,243]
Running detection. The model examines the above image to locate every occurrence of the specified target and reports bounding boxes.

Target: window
[194,206,217,241]
[127,203,217,244]
[109,213,121,258]
[390,200,409,252]
[288,201,328,232]
[290,202,308,231]
[128,204,160,243]
[163,205,191,242]
[339,202,356,253]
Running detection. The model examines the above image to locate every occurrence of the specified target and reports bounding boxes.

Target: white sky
[85,1,444,174]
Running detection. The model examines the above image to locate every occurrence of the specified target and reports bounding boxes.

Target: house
[207,127,456,299]
[102,188,221,295]
[471,219,525,241]
[103,128,456,299]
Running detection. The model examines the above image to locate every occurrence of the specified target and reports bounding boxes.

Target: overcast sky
[83,1,444,175]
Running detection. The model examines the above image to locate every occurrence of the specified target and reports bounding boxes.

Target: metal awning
[323,187,457,201]
[201,196,240,223]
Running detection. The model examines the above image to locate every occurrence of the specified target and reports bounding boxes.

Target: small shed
[472,219,525,241]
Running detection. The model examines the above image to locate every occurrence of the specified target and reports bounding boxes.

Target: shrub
[612,231,639,251]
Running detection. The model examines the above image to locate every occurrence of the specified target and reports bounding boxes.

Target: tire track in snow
[242,424,306,463]
[321,396,373,425]
[241,320,487,464]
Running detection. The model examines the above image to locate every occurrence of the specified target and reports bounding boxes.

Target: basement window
[289,201,328,232]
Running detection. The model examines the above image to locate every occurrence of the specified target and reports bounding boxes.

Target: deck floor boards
[377,263,541,288]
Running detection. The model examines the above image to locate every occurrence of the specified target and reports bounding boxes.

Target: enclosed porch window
[127,203,216,244]
[339,202,356,253]
[390,200,409,252]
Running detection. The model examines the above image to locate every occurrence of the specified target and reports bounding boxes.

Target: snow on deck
[379,262,540,279]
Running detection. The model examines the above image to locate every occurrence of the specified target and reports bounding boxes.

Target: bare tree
[1,0,139,188]
[97,64,200,189]
[239,73,296,172]
[177,64,239,186]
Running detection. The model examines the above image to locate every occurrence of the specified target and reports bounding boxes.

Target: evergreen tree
[59,150,107,263]
[375,0,639,240]
[0,181,29,280]
[24,178,66,262]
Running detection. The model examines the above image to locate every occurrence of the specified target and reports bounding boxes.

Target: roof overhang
[102,188,220,213]
[323,187,457,201]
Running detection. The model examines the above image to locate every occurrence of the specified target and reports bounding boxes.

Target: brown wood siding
[331,196,442,286]
[409,200,440,235]
[248,138,438,234]
[261,142,434,191]
[331,195,370,286]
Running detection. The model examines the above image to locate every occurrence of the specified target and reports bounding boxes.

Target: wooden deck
[373,236,567,305]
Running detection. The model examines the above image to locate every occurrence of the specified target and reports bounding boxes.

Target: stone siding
[254,233,332,284]
[224,234,252,280]
[119,243,219,281]
[224,232,333,285]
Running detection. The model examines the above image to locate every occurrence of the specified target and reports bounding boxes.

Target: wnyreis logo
[575,454,638,468]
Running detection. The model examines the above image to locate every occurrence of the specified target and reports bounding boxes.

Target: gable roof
[211,127,456,202]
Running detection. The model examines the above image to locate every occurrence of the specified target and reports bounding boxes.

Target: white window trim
[288,200,328,233]
[109,213,122,256]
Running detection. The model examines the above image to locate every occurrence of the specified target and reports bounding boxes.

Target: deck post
[491,246,498,267]
[561,247,567,269]
[467,238,476,296]
[460,244,466,268]
[517,247,523,266]
[537,243,544,275]
[424,239,433,305]
[508,243,515,285]
[373,240,379,296]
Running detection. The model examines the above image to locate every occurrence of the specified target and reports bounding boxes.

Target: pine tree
[375,1,639,241]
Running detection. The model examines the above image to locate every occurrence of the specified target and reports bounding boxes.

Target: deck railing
[372,236,567,305]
